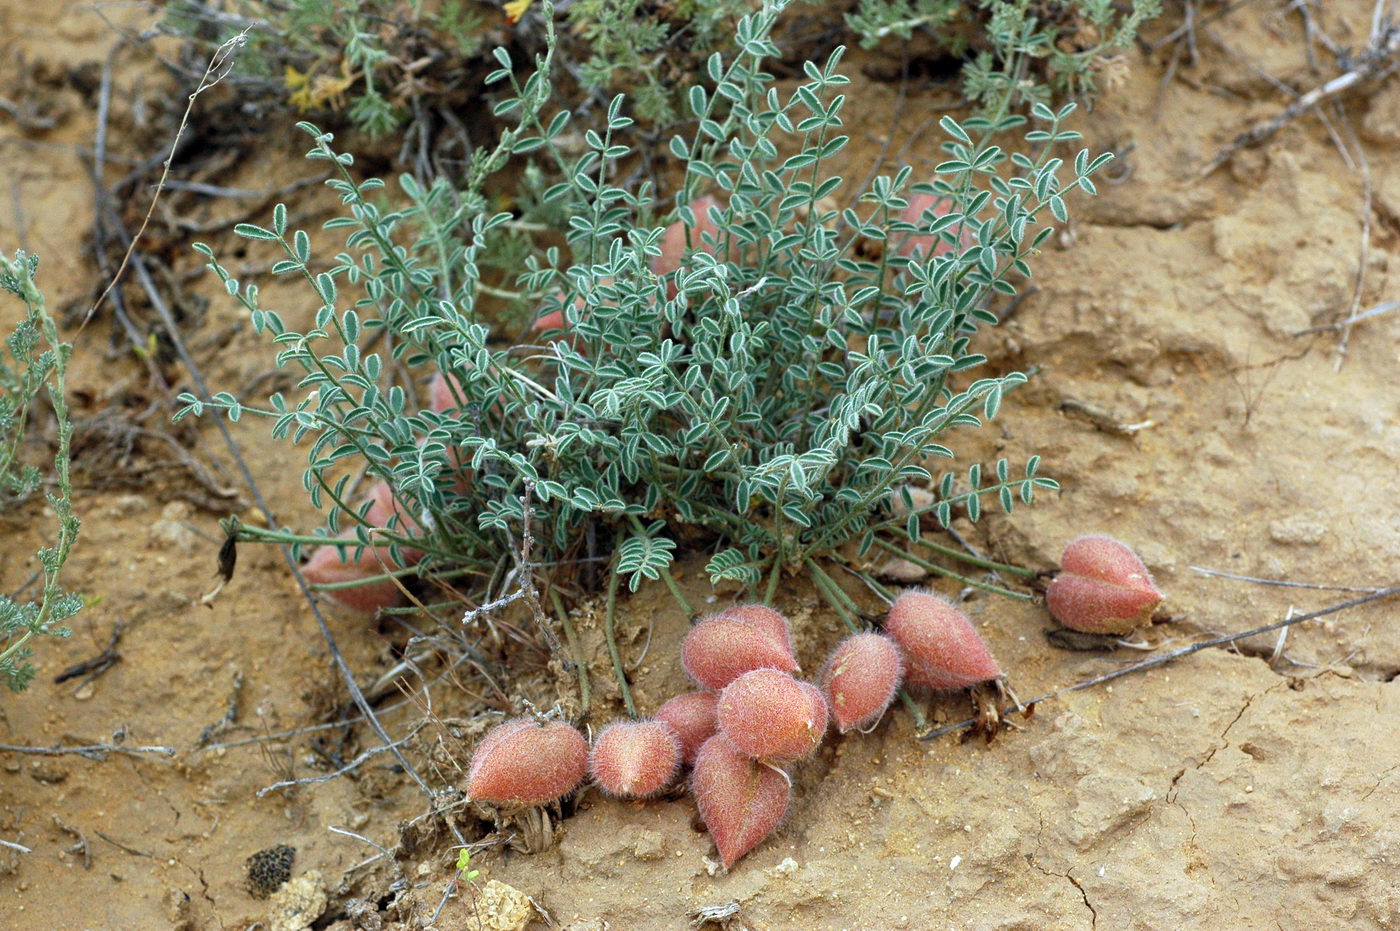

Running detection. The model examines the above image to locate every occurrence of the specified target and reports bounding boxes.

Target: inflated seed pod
[820,632,905,733]
[654,691,719,765]
[681,615,799,690]
[716,668,827,763]
[467,718,589,806]
[1046,535,1164,635]
[691,734,790,869]
[885,590,1002,691]
[589,720,682,799]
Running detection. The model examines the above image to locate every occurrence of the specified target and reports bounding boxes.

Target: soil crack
[1066,869,1098,929]
[1029,815,1097,928]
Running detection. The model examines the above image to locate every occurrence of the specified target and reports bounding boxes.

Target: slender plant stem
[660,569,696,618]
[0,255,79,676]
[831,553,896,603]
[603,555,635,718]
[906,534,1037,578]
[550,588,591,713]
[873,538,1032,601]
[764,554,783,605]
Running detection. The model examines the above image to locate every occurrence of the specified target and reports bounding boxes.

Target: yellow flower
[503,0,533,25]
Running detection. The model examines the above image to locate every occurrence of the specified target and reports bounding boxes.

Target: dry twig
[1201,17,1400,176]
[920,585,1400,740]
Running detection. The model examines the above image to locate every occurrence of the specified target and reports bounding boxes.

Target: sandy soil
[1,0,1398,928]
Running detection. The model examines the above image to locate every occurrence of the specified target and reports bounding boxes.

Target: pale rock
[268,870,328,931]
[1361,88,1400,145]
[876,557,928,583]
[1268,515,1327,546]
[474,879,536,931]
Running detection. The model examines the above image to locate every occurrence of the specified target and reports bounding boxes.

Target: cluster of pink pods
[460,536,1162,870]
[465,597,1013,868]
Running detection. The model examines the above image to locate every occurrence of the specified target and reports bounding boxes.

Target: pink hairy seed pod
[300,538,402,613]
[820,632,905,734]
[895,189,969,260]
[654,691,719,765]
[467,718,589,806]
[716,668,828,763]
[680,615,799,690]
[885,591,1003,691]
[653,195,720,296]
[691,734,790,869]
[1046,535,1164,635]
[427,371,465,414]
[589,720,682,798]
[717,604,794,656]
[300,480,429,613]
[362,481,425,564]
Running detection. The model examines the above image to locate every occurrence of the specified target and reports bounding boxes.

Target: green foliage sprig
[0,253,82,693]
[182,1,1110,604]
[848,0,1163,113]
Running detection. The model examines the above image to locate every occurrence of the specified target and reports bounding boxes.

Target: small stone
[875,557,927,583]
[150,518,196,550]
[267,870,327,931]
[1361,88,1400,145]
[632,829,667,861]
[475,879,536,931]
[1268,516,1327,546]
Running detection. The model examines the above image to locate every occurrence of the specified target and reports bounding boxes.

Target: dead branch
[1201,20,1400,176]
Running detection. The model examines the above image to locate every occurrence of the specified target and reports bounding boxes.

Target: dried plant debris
[246,844,296,899]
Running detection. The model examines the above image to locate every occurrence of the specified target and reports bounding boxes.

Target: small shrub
[162,0,761,137]
[847,0,1163,114]
[0,252,82,693]
[182,1,1111,615]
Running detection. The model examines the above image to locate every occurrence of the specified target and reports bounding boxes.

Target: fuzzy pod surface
[1046,535,1164,635]
[654,194,720,293]
[819,632,905,733]
[885,591,1002,690]
[681,615,799,690]
[716,668,828,763]
[362,480,425,564]
[691,734,790,869]
[654,691,719,765]
[467,718,589,806]
[589,720,682,798]
[300,538,403,614]
[895,190,967,259]
[718,603,794,656]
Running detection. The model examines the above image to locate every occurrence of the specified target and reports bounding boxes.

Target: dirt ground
[1,0,1398,928]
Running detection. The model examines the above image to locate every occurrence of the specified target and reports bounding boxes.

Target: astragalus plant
[180,0,1110,617]
[0,253,81,693]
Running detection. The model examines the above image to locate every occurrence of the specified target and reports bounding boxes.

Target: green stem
[603,555,635,718]
[764,554,782,605]
[305,563,483,591]
[550,588,590,713]
[0,254,79,676]
[906,534,1037,579]
[805,559,861,633]
[872,537,1032,601]
[625,514,695,617]
[830,553,896,602]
